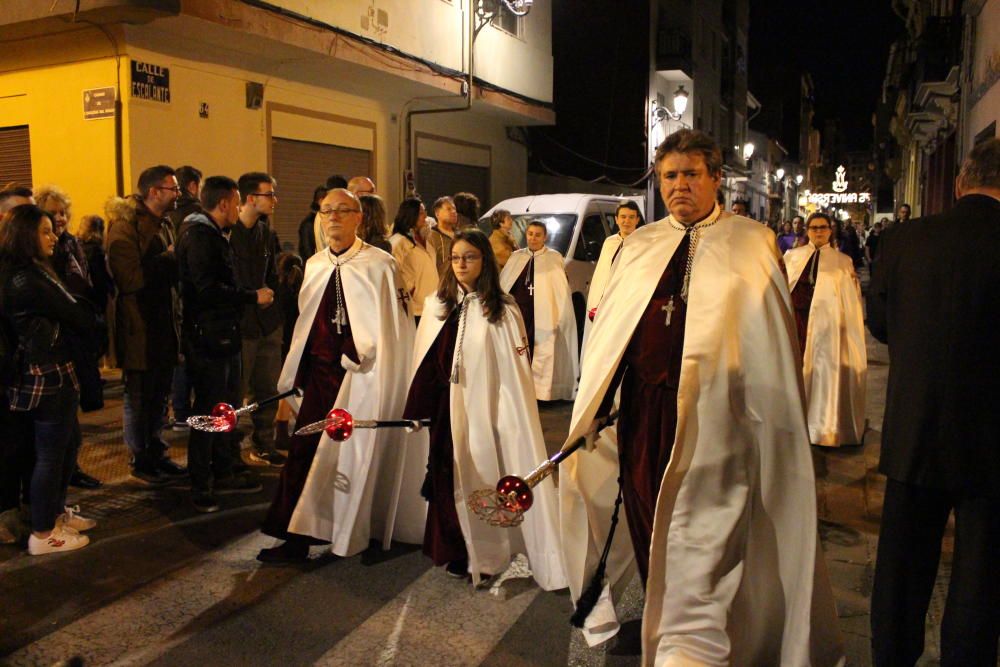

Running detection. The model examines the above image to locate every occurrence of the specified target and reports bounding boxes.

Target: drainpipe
[400,0,476,198]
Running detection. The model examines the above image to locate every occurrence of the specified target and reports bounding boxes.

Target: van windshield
[478,214,578,256]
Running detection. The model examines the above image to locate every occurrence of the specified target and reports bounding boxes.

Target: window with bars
[491,4,522,37]
[0,125,32,191]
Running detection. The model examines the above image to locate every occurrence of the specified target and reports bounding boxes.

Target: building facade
[0,0,554,245]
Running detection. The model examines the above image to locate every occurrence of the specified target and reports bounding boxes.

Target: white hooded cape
[785,243,867,446]
[279,239,428,556]
[410,293,568,590]
[499,247,579,401]
[560,211,844,666]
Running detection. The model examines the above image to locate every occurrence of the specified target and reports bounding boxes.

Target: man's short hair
[453,192,481,221]
[200,175,239,211]
[526,220,548,235]
[432,195,454,215]
[237,172,275,203]
[957,137,1000,191]
[615,200,643,222]
[325,174,348,189]
[0,186,34,213]
[137,165,176,198]
[176,165,202,193]
[654,129,723,177]
[732,199,748,209]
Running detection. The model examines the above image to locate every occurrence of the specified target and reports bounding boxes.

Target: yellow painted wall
[0,55,121,231]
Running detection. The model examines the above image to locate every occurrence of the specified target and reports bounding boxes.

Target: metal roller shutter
[270,137,372,253]
[0,125,32,190]
[416,158,490,212]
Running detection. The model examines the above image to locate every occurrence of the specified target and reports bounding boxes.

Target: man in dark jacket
[867,138,1000,666]
[166,166,202,431]
[232,172,285,466]
[107,166,186,484]
[177,176,272,513]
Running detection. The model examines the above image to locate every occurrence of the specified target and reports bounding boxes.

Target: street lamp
[776,167,785,180]
[672,85,689,116]
[795,174,803,185]
[742,142,755,161]
[651,85,691,124]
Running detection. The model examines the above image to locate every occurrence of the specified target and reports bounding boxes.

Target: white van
[479,193,644,338]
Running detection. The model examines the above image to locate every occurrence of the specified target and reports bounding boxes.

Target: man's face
[732,202,747,216]
[224,190,241,227]
[525,224,547,251]
[657,152,721,224]
[319,190,361,247]
[616,208,640,237]
[897,205,910,221]
[435,201,457,228]
[806,217,832,247]
[150,175,180,212]
[247,181,277,216]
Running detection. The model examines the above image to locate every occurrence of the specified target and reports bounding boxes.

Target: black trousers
[871,477,999,666]
[185,347,241,493]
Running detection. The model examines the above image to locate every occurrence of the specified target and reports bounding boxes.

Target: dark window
[573,214,607,262]
[416,158,490,213]
[0,125,32,191]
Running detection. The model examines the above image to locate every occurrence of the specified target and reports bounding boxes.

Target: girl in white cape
[402,229,567,590]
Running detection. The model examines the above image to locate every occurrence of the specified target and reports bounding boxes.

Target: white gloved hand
[340,354,375,373]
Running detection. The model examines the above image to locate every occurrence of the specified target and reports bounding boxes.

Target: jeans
[123,366,172,467]
[170,362,193,423]
[240,327,283,452]
[186,346,241,492]
[28,384,80,532]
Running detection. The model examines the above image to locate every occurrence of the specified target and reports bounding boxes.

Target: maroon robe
[508,258,535,357]
[262,267,358,543]
[401,310,465,565]
[790,249,819,359]
[599,233,690,583]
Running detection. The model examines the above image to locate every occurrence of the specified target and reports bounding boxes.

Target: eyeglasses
[252,192,278,199]
[807,225,831,231]
[450,253,482,264]
[318,207,360,219]
[156,185,182,194]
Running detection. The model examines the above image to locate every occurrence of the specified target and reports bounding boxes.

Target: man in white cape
[583,200,644,352]
[258,188,426,562]
[404,280,567,590]
[499,221,578,401]
[559,129,844,666]
[785,212,867,447]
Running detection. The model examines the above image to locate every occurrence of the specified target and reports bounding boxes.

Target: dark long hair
[437,229,509,324]
[0,204,61,306]
[392,197,423,239]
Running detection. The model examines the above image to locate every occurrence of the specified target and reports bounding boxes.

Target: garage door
[270,137,372,253]
[416,158,490,213]
[0,125,32,190]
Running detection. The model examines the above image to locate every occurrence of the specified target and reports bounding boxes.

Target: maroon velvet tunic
[508,257,535,357]
[262,266,357,543]
[600,233,690,583]
[791,249,819,360]
[401,310,464,565]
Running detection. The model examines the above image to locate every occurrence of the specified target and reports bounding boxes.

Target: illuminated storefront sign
[807,165,871,206]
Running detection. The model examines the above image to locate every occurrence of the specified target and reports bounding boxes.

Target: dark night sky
[748,0,905,154]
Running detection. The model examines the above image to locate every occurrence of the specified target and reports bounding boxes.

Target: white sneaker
[58,505,97,532]
[28,526,90,555]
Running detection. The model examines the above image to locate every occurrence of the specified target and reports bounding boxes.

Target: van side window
[574,214,606,262]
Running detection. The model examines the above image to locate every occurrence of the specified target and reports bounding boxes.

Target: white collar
[326,237,364,265]
[666,203,722,231]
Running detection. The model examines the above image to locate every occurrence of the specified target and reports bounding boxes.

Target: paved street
[0,332,957,667]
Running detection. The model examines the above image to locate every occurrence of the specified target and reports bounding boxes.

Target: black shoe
[155,457,188,478]
[131,465,171,486]
[192,492,220,513]
[445,559,469,578]
[69,470,103,489]
[214,473,263,495]
[256,540,309,563]
[248,449,287,467]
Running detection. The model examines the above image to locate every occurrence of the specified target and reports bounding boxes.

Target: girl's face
[450,239,483,291]
[38,216,58,257]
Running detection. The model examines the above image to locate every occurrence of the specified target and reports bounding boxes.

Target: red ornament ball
[496,475,534,511]
[210,403,237,432]
[325,408,354,441]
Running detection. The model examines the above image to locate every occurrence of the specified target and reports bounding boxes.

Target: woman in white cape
[403,229,567,590]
